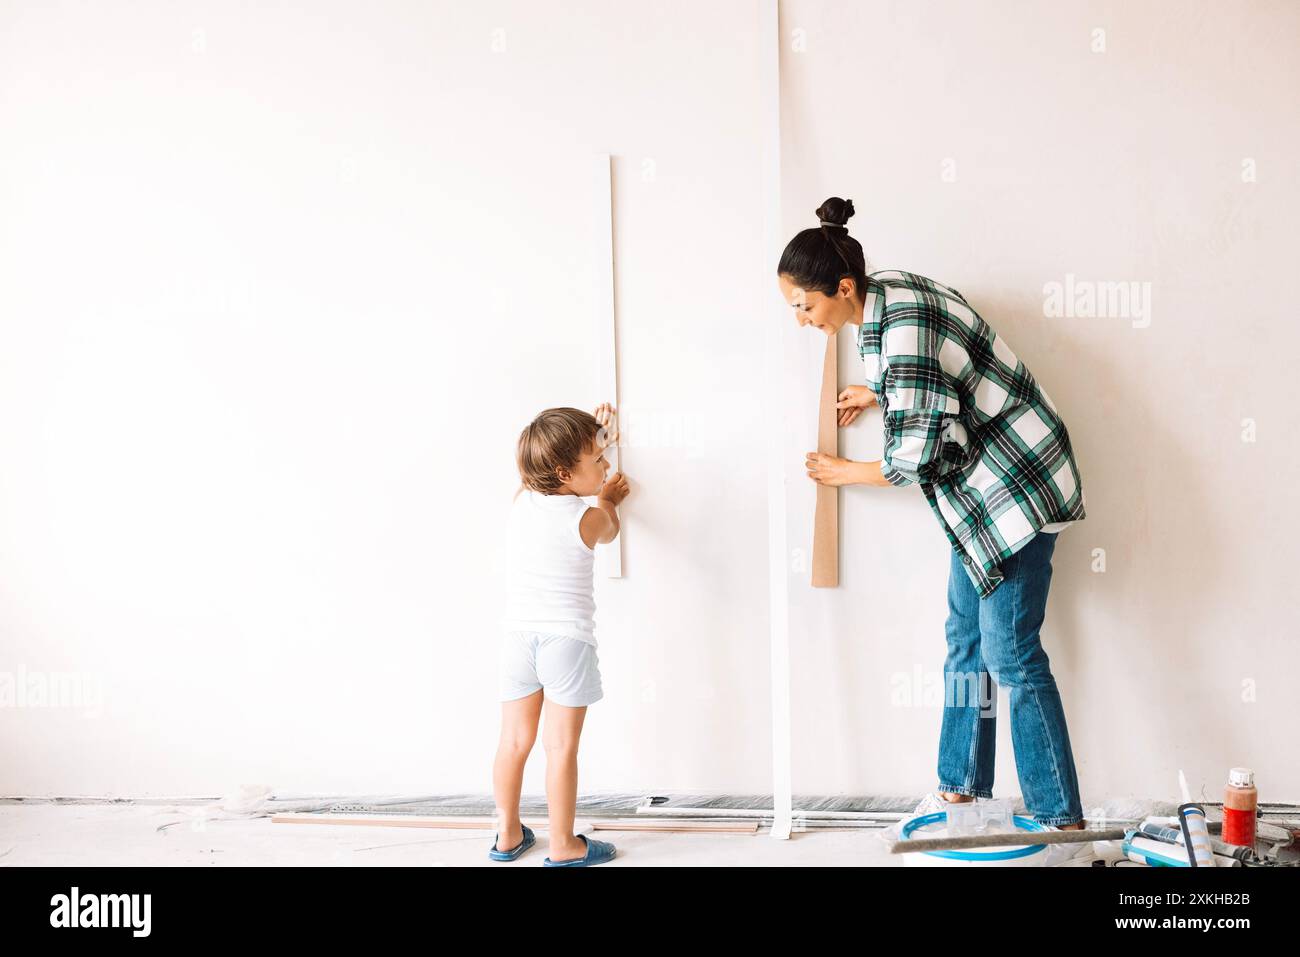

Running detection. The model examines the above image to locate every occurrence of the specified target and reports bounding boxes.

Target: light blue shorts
[499,630,603,708]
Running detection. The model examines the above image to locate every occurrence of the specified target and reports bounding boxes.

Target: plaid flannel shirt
[858,270,1086,598]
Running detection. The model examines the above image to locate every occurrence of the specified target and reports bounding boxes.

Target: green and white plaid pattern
[857,270,1086,597]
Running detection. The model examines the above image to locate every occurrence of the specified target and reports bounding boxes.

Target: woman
[777,197,1088,830]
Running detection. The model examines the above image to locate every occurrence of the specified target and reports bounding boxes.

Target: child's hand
[593,402,619,448]
[598,471,630,505]
[836,385,877,426]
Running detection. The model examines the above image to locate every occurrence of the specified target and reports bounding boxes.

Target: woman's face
[779,274,859,336]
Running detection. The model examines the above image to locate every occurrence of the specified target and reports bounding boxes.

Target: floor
[0,804,1117,867]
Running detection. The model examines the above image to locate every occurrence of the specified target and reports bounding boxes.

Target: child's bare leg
[543,698,589,861]
[492,690,543,849]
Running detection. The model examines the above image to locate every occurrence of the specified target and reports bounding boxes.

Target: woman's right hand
[836,385,877,426]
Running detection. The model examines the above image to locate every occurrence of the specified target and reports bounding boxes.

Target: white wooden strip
[592,152,623,578]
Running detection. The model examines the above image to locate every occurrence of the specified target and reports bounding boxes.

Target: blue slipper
[489,824,536,862]
[543,834,617,867]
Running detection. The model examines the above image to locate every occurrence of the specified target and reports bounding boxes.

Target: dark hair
[776,197,868,297]
[515,407,602,494]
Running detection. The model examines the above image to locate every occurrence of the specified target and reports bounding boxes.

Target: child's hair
[515,407,602,495]
[776,196,869,297]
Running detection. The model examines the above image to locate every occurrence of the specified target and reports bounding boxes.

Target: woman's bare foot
[939,792,976,803]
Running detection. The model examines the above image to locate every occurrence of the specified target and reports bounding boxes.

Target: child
[489,403,630,866]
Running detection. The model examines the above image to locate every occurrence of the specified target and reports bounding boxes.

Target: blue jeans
[936,531,1083,826]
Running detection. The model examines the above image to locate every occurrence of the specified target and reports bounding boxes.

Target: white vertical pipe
[760,0,792,841]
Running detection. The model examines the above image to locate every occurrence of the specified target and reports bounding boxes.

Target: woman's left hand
[805,452,859,486]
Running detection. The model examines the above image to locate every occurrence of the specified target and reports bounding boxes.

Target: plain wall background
[781,0,1300,805]
[1,0,1294,805]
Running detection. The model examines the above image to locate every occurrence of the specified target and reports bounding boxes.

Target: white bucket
[899,812,1050,867]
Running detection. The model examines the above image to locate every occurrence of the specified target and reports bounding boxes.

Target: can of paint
[1222,768,1258,849]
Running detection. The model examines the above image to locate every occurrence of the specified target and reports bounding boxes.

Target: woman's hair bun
[815,197,855,228]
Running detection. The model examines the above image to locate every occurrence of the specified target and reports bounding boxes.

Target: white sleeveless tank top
[500,489,597,645]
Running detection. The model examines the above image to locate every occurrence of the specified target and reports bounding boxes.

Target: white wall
[0,0,772,797]
[782,0,1300,804]
[1,0,1294,805]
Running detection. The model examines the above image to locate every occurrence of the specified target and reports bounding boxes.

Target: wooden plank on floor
[591,820,758,834]
[271,813,542,830]
[270,813,756,834]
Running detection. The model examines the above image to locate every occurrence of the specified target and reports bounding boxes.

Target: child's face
[561,438,610,496]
